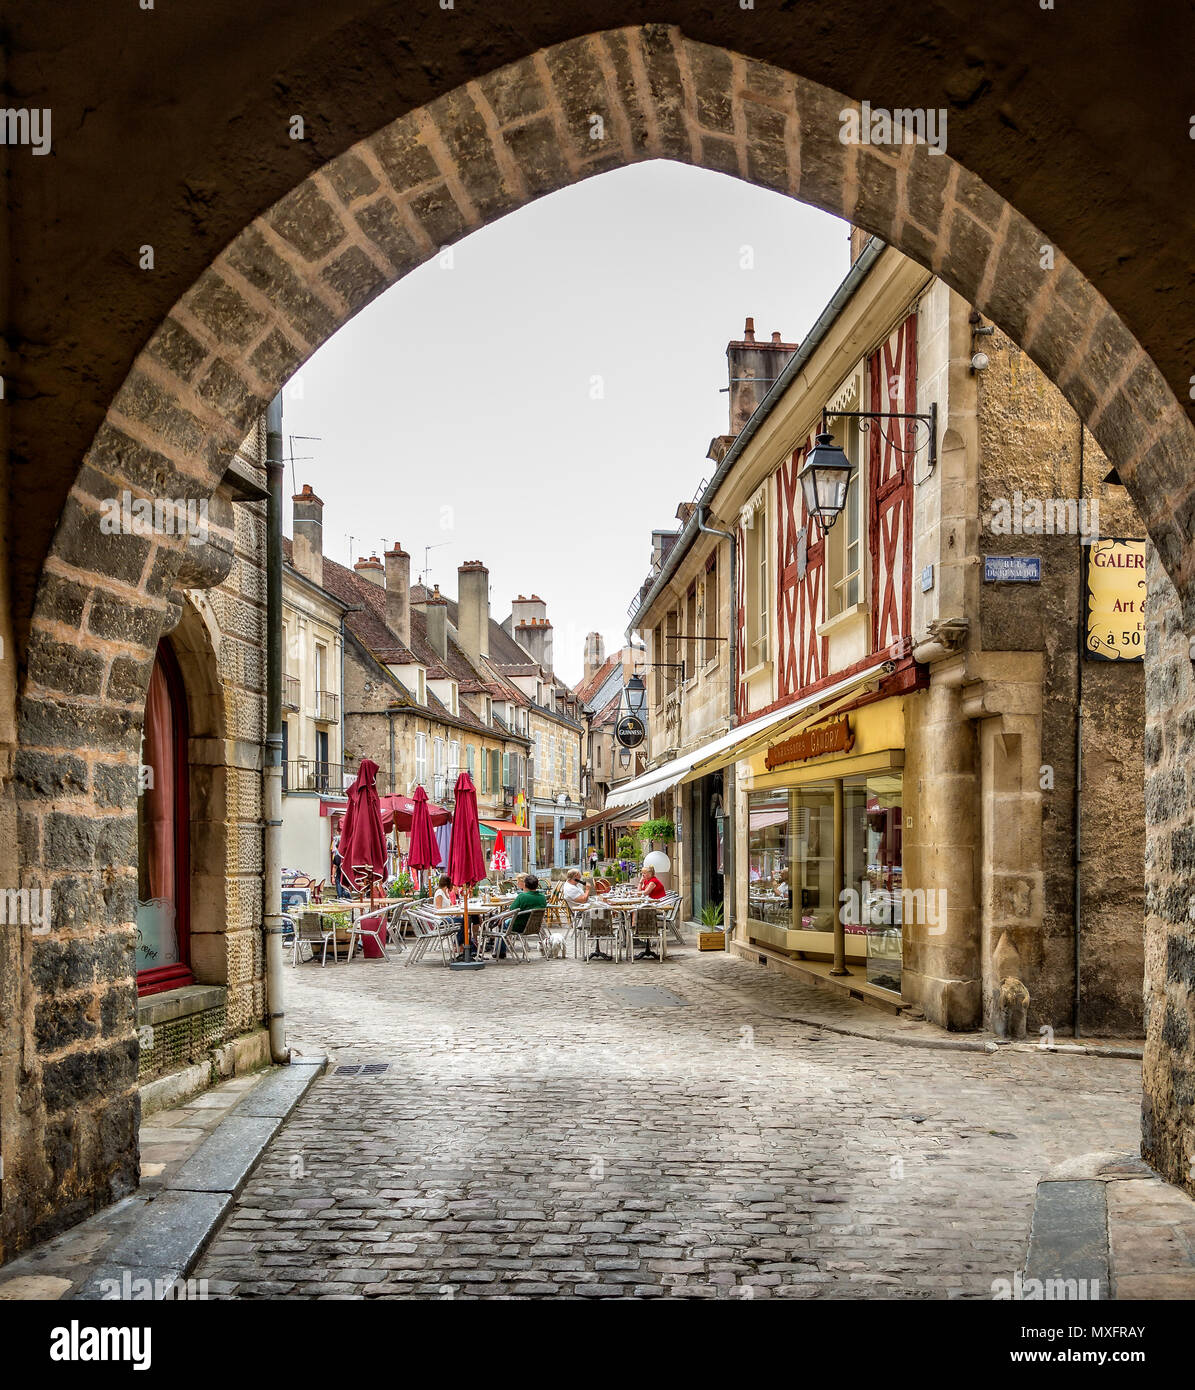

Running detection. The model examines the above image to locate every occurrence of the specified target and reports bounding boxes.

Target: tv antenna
[418,542,451,588]
[286,434,321,495]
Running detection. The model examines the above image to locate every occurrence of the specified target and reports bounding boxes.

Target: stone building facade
[1142,560,1195,1194]
[2,427,272,1261]
[619,242,1145,1037]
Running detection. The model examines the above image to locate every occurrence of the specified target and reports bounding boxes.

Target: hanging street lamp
[797,431,856,531]
[799,403,938,534]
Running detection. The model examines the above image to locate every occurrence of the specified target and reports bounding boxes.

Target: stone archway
[12,26,1195,1249]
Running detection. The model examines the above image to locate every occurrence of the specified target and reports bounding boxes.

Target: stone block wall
[1142,548,1195,1194]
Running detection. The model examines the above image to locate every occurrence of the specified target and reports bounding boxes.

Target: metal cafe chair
[293,908,342,966]
[659,893,686,947]
[346,900,404,963]
[403,905,458,967]
[629,903,669,962]
[476,907,519,961]
[579,903,624,963]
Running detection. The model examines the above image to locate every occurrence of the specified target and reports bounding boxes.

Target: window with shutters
[415,732,427,784]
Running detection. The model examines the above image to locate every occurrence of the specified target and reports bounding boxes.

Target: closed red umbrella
[489,831,509,877]
[339,758,387,896]
[447,770,487,967]
[407,784,442,887]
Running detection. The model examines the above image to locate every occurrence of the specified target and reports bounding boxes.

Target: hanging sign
[765,714,854,770]
[1084,537,1146,661]
[615,714,646,749]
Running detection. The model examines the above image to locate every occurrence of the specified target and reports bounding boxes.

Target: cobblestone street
[193,944,1141,1299]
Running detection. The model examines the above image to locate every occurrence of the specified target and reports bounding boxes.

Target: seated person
[639,869,667,900]
[508,873,548,933]
[433,874,456,910]
[561,868,592,910]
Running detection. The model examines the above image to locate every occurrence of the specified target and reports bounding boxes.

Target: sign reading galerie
[1084,537,1146,661]
[765,715,854,770]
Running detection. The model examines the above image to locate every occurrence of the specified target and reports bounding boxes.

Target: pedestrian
[508,873,548,934]
[332,832,347,898]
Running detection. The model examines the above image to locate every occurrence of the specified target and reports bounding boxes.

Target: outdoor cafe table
[296,899,390,962]
[592,894,654,960]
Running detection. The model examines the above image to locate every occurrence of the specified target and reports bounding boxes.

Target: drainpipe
[1073,421,1086,1039]
[264,397,288,1063]
[698,507,737,941]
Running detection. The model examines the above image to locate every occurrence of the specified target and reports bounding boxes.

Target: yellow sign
[1085,538,1145,661]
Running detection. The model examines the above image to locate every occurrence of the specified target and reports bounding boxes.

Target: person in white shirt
[562,868,592,910]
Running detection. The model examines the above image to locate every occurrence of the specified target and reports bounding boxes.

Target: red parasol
[407,784,442,884]
[379,791,452,830]
[447,770,487,964]
[338,758,388,895]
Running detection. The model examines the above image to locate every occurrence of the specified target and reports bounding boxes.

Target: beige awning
[604,660,891,809]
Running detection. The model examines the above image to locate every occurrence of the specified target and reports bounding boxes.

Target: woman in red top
[639,871,667,900]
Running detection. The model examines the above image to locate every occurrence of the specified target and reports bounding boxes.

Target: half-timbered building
[618,237,1146,1038]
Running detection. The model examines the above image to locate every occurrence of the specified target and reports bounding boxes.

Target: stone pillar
[1141,547,1195,1194]
[903,673,982,1028]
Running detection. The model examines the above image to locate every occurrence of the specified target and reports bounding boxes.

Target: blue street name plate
[984,555,1041,583]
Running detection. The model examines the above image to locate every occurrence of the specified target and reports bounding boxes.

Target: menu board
[1084,538,1146,661]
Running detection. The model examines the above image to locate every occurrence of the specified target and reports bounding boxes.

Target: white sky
[280,160,849,686]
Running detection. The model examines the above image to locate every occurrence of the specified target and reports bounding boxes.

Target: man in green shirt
[508,874,548,934]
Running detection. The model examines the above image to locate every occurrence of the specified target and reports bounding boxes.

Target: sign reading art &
[765,714,855,770]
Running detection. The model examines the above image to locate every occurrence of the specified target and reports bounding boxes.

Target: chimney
[414,582,449,661]
[291,485,324,587]
[354,554,384,587]
[385,542,410,647]
[726,317,799,435]
[583,632,605,682]
[515,613,553,672]
[457,560,490,666]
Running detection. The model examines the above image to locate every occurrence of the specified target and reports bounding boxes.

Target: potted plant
[638,818,676,852]
[700,900,724,927]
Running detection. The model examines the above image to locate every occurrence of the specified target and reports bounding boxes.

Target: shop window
[136,642,192,995]
[746,789,794,932]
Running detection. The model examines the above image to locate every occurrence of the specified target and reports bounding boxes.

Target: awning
[559,803,650,839]
[604,659,891,809]
[479,818,531,838]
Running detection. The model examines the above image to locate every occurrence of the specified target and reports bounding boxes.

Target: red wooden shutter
[868,314,917,656]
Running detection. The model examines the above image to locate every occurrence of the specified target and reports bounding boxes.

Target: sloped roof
[575,653,620,705]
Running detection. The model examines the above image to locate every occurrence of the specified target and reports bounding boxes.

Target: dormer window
[536,681,543,705]
[484,695,492,726]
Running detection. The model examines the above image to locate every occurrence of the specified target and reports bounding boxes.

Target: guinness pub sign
[765,714,855,770]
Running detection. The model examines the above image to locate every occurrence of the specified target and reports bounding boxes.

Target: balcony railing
[284,760,346,795]
[283,674,300,711]
[314,689,338,723]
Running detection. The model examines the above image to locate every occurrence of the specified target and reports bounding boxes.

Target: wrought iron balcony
[314,689,338,723]
[283,673,300,711]
[284,760,346,795]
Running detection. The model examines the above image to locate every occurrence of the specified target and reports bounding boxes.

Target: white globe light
[642,850,671,875]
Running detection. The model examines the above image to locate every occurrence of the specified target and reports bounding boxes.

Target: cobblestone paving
[195,945,1141,1299]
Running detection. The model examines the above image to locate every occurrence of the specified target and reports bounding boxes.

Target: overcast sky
[281,160,849,686]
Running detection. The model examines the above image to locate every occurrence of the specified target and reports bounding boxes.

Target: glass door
[844,772,903,991]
